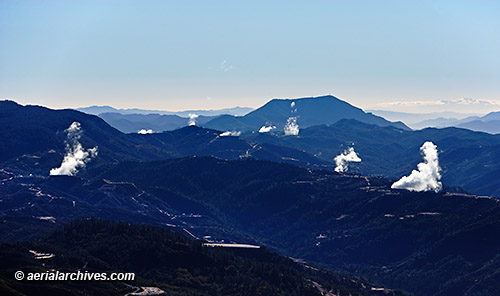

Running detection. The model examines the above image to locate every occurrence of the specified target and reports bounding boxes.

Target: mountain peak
[204,95,410,132]
[270,94,339,102]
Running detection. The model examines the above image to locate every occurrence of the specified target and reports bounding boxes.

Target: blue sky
[1,0,500,113]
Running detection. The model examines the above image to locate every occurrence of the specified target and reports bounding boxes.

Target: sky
[1,0,500,114]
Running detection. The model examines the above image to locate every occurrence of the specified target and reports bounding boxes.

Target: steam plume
[391,141,442,192]
[138,129,153,134]
[334,147,361,173]
[188,113,199,126]
[220,131,241,137]
[284,117,299,136]
[259,125,276,133]
[283,100,299,135]
[50,122,98,176]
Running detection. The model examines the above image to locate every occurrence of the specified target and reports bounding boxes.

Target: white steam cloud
[50,122,98,176]
[334,147,361,173]
[219,131,241,137]
[138,129,153,134]
[284,100,299,135]
[259,125,276,133]
[284,117,299,136]
[391,141,442,192]
[188,113,199,126]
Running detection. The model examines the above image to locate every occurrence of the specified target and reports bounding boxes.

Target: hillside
[242,119,500,197]
[0,219,388,296]
[94,158,500,296]
[3,156,500,295]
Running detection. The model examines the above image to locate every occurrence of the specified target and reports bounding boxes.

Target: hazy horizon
[3,94,498,116]
[2,1,500,114]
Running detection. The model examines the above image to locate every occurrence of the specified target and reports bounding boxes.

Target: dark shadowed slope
[127,126,330,170]
[1,219,388,296]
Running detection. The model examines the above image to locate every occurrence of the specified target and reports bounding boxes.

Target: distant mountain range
[77,105,254,117]
[4,99,500,198]
[81,95,409,134]
[456,111,500,134]
[415,112,500,134]
[98,112,218,133]
[2,99,499,197]
[64,98,500,135]
[0,100,329,174]
[368,110,480,126]
[204,95,410,132]
[370,109,500,134]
